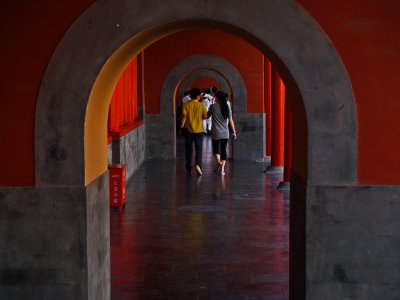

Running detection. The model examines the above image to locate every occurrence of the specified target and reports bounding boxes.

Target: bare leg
[220,160,226,175]
[214,154,222,172]
[219,139,228,175]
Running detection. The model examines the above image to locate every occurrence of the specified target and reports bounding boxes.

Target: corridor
[111,137,289,299]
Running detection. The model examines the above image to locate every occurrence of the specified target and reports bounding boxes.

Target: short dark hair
[190,87,201,100]
[183,90,190,96]
[212,86,218,93]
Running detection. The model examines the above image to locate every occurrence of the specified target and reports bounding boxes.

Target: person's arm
[180,105,187,128]
[229,118,237,140]
[202,105,208,120]
[180,115,186,128]
[207,104,213,119]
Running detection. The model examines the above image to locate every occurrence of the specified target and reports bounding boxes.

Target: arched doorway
[147,55,257,161]
[179,69,231,99]
[34,1,357,299]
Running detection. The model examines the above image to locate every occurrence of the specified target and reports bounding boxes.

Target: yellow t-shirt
[182,100,207,133]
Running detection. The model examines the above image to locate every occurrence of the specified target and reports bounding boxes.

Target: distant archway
[179,68,231,98]
[146,55,262,161]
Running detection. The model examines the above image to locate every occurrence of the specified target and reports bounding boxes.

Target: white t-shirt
[202,98,212,110]
[181,95,191,104]
[203,94,214,104]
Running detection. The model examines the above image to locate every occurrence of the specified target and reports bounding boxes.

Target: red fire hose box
[109,164,126,208]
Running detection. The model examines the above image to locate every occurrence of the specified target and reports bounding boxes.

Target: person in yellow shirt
[180,87,208,175]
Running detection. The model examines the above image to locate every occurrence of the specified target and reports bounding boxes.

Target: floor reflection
[111,135,289,299]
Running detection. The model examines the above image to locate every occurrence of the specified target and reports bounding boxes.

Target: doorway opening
[35,3,357,299]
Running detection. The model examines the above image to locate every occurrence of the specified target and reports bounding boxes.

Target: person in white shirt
[181,91,191,104]
[202,89,213,134]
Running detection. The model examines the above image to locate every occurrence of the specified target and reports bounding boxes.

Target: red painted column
[264,58,272,157]
[137,52,145,118]
[279,97,292,189]
[284,98,292,182]
[266,68,285,173]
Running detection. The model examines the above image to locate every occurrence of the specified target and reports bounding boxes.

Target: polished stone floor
[111,136,289,299]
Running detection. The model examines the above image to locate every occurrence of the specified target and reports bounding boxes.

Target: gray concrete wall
[0,187,87,299]
[146,114,176,161]
[0,173,110,300]
[86,172,110,300]
[233,113,266,161]
[137,123,146,166]
[107,144,112,166]
[290,173,400,300]
[306,185,400,300]
[108,125,146,181]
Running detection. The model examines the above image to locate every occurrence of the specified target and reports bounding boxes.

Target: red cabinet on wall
[109,164,126,208]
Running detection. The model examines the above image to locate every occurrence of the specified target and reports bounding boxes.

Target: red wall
[0,1,399,186]
[144,29,264,114]
[296,0,400,184]
[190,78,219,91]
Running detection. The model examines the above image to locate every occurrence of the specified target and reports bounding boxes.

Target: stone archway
[179,68,231,97]
[35,0,357,187]
[159,55,247,115]
[146,55,265,162]
[32,0,357,299]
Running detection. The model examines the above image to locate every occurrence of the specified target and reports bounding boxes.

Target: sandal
[214,162,222,173]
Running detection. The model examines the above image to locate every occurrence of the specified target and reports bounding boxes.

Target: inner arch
[179,69,232,97]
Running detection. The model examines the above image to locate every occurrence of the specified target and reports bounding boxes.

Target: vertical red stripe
[108,57,140,140]
[271,68,285,167]
[283,98,292,182]
[264,58,272,157]
[137,52,145,115]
